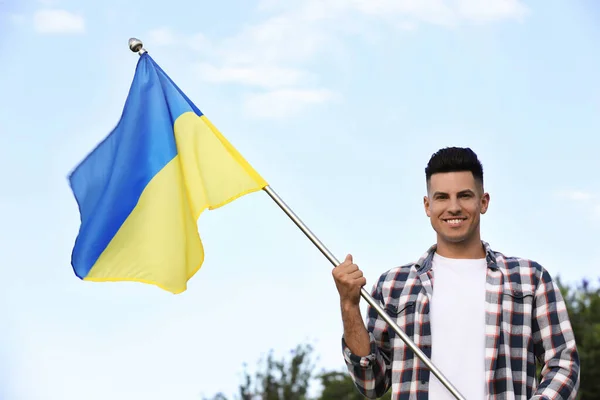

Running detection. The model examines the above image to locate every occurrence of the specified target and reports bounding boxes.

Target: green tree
[204,394,228,400]
[558,277,600,399]
[317,371,391,400]
[237,343,315,400]
[203,343,391,400]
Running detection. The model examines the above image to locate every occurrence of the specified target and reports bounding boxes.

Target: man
[332,147,580,399]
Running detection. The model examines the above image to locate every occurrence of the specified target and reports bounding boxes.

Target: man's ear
[480,192,490,214]
[424,196,431,217]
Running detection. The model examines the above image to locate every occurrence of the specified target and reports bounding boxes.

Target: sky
[1,0,599,399]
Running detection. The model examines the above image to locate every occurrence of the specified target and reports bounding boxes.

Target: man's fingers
[352,274,366,288]
[346,263,359,273]
[349,269,363,279]
[332,255,364,289]
[333,263,358,279]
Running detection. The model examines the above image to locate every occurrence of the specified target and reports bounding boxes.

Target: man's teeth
[446,219,463,224]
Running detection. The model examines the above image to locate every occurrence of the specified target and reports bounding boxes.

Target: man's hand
[332,254,371,357]
[332,254,367,308]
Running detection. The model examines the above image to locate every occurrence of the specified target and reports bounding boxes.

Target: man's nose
[447,197,461,213]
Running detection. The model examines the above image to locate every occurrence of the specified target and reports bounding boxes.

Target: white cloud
[186,33,213,53]
[147,0,527,118]
[256,0,528,28]
[203,0,528,76]
[147,27,177,46]
[218,15,335,67]
[555,190,600,221]
[341,0,529,26]
[455,0,529,23]
[344,0,457,26]
[33,9,85,34]
[556,190,595,201]
[146,29,214,58]
[196,63,310,89]
[243,89,337,119]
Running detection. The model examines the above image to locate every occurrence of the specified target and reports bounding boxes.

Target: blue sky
[1,0,599,399]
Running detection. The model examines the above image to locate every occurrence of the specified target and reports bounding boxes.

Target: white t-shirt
[428,252,487,400]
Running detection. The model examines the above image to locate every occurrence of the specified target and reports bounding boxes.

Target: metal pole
[262,185,465,400]
[127,37,465,400]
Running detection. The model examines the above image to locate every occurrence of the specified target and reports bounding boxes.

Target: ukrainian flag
[69,53,268,294]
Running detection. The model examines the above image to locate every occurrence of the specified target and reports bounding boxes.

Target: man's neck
[435,236,486,259]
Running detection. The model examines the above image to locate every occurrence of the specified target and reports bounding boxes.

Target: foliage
[317,371,391,400]
[202,342,390,400]
[557,277,600,399]
[238,343,315,400]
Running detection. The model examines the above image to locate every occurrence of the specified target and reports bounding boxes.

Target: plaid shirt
[342,241,580,400]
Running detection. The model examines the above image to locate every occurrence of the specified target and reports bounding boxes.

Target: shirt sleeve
[532,267,580,399]
[341,276,393,399]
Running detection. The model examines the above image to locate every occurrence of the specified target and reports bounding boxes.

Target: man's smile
[442,217,467,227]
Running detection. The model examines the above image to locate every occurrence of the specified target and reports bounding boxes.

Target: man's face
[423,171,489,245]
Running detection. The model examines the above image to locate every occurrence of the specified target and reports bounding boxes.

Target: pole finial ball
[128,38,144,53]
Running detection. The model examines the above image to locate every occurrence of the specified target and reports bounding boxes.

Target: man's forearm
[342,303,372,357]
[534,347,580,400]
[532,269,580,399]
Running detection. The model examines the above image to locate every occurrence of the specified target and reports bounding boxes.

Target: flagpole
[262,186,465,400]
[127,38,465,400]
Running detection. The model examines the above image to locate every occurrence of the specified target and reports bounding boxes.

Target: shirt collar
[415,240,498,273]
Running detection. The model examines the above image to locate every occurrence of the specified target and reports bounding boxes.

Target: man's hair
[425,147,484,188]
